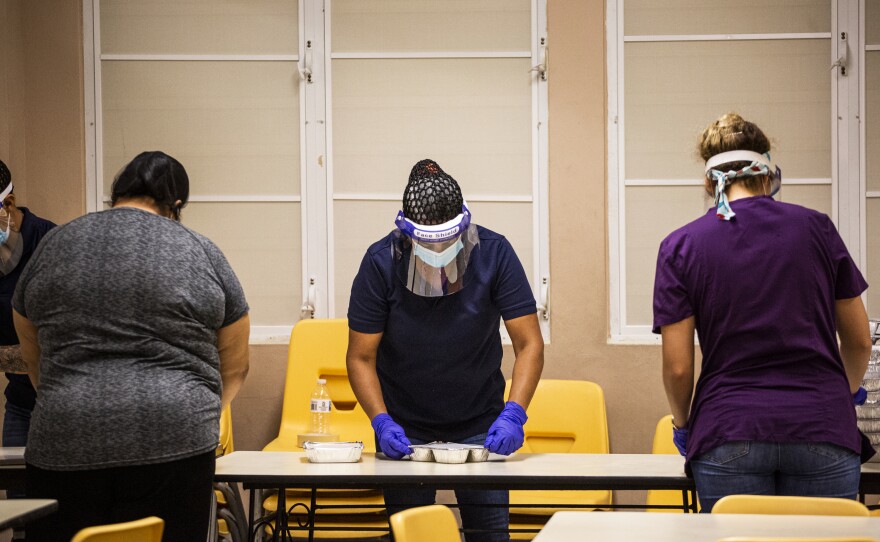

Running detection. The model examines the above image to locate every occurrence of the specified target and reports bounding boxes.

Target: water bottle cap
[317,378,327,384]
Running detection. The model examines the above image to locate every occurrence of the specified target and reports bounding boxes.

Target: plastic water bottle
[310,378,332,434]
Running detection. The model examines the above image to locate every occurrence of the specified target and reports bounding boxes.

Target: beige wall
[5,0,676,502]
[540,0,669,452]
[0,0,26,188]
[0,0,85,223]
[21,0,86,223]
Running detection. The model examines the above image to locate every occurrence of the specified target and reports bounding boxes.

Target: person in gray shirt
[12,151,250,542]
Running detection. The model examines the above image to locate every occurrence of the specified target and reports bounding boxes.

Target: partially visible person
[653,113,873,512]
[347,159,544,542]
[13,151,250,542]
[0,160,55,519]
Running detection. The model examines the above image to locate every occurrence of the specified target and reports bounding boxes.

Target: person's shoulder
[772,199,823,217]
[473,225,509,247]
[170,221,224,255]
[660,212,709,247]
[769,200,834,231]
[475,224,503,240]
[364,231,398,258]
[21,208,57,230]
[36,210,97,238]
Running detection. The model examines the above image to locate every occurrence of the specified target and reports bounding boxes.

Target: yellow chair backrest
[389,505,460,542]
[651,414,677,454]
[505,378,611,540]
[646,414,696,512]
[265,318,376,452]
[70,516,164,542]
[712,495,871,516]
[718,538,878,542]
[506,379,608,453]
[217,403,234,456]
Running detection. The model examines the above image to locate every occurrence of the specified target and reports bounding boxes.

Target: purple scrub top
[653,196,870,465]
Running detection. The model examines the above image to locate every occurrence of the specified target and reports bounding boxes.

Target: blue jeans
[690,440,861,513]
[381,432,509,542]
[3,402,31,500]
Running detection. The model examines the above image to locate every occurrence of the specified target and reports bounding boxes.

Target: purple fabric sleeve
[822,216,868,299]
[652,234,694,334]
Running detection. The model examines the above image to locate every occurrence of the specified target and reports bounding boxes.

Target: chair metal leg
[207,487,219,542]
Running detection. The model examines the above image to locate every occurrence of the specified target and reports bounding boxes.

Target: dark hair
[699,113,772,196]
[110,151,189,221]
[0,159,11,193]
[402,159,463,225]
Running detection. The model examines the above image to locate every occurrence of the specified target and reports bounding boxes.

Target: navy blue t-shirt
[348,225,536,441]
[2,208,56,410]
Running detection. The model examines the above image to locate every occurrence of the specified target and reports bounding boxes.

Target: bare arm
[218,314,250,408]
[0,345,26,373]
[661,316,695,428]
[836,296,872,393]
[12,310,40,388]
[504,313,544,409]
[346,329,387,420]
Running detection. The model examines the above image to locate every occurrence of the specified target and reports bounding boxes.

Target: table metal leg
[308,486,317,542]
[277,489,288,542]
[248,489,258,542]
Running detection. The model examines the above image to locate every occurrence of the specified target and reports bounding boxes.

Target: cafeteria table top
[532,511,880,542]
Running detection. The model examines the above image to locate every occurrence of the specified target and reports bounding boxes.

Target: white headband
[705,150,776,174]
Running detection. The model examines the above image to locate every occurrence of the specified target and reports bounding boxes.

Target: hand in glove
[672,427,688,457]
[371,413,413,459]
[484,401,528,455]
[854,386,868,406]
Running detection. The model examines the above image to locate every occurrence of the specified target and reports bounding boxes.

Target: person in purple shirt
[653,113,874,512]
[347,159,544,541]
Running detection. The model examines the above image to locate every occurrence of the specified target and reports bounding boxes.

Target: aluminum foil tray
[409,442,489,464]
[303,441,364,463]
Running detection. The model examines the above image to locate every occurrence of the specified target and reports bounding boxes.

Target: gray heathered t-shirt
[13,207,248,470]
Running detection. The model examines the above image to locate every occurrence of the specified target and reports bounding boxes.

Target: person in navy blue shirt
[0,159,55,539]
[347,159,544,542]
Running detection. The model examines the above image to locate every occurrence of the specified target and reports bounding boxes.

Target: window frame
[83,0,551,344]
[606,0,870,343]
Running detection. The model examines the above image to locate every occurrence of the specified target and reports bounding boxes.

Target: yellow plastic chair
[389,505,460,542]
[712,495,871,516]
[261,319,387,539]
[263,319,377,452]
[70,516,163,542]
[214,405,247,542]
[646,414,698,512]
[718,538,878,542]
[506,379,611,540]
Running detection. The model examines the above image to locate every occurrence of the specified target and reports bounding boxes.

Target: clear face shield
[705,150,782,221]
[394,203,479,297]
[0,183,22,276]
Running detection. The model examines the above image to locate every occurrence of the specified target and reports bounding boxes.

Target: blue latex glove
[371,413,413,460]
[672,427,688,457]
[484,401,528,455]
[854,386,868,406]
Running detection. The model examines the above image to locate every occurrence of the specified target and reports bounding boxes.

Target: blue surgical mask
[412,239,464,268]
[0,211,10,245]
